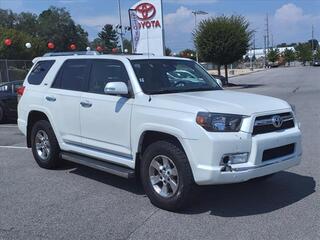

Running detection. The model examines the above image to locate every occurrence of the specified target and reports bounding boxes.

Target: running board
[61,152,135,179]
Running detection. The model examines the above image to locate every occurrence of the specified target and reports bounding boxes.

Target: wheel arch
[26,110,50,147]
[134,130,193,179]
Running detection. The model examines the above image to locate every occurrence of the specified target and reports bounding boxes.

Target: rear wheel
[31,120,61,169]
[141,141,195,211]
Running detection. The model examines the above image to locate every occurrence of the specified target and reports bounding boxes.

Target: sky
[0,0,319,52]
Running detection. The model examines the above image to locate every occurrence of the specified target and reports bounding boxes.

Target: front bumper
[184,126,302,185]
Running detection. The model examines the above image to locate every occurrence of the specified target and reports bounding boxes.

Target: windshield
[130,59,222,94]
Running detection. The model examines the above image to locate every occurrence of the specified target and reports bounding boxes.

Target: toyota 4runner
[18,53,302,211]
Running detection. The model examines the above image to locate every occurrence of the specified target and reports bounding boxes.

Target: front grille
[262,143,295,162]
[253,112,294,135]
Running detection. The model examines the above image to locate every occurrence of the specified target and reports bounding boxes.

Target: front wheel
[141,141,195,211]
[31,120,61,169]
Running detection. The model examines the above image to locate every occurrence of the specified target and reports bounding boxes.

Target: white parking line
[0,125,18,128]
[0,146,28,149]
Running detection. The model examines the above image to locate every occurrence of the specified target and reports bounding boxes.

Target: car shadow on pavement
[67,162,144,195]
[183,171,316,217]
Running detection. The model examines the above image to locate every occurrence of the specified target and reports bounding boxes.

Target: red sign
[135,3,156,20]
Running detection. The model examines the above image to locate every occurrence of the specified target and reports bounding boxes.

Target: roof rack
[43,51,100,57]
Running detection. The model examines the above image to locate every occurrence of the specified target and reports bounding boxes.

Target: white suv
[18,53,302,211]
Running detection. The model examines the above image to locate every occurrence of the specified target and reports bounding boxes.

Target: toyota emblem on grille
[135,3,156,20]
[272,115,283,128]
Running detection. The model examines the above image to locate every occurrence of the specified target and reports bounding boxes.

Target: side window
[28,60,55,85]
[52,59,89,91]
[0,84,9,92]
[88,60,130,94]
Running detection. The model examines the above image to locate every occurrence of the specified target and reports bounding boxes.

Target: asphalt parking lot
[0,66,319,240]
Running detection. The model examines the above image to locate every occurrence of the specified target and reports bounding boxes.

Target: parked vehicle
[0,80,23,123]
[210,74,227,86]
[18,53,302,211]
[313,59,320,66]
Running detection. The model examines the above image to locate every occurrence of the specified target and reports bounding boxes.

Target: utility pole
[265,14,270,51]
[311,24,315,62]
[118,0,124,52]
[192,10,208,62]
[264,35,267,68]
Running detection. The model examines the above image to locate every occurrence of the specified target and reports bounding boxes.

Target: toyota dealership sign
[129,0,165,56]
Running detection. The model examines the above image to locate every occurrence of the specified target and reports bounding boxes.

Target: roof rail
[43,51,100,57]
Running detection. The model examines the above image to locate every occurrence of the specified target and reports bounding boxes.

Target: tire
[141,140,195,211]
[30,120,61,169]
[0,105,6,123]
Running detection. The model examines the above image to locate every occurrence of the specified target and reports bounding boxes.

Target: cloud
[272,3,319,42]
[246,3,320,49]
[274,3,307,24]
[164,6,213,51]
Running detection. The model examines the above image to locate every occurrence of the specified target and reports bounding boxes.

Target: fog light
[221,153,249,165]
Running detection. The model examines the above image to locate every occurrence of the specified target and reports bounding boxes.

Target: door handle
[45,96,56,102]
[80,101,92,108]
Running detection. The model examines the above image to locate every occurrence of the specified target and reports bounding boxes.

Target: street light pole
[192,10,208,62]
[118,0,124,53]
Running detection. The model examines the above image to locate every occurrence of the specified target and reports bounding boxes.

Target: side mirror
[104,82,129,96]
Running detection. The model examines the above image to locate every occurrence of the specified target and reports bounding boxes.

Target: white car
[18,53,302,211]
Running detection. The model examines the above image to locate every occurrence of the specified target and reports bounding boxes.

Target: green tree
[123,39,132,53]
[0,9,16,28]
[283,48,295,66]
[37,7,88,51]
[179,49,196,60]
[98,24,119,53]
[165,47,172,56]
[90,38,105,50]
[15,12,38,37]
[295,43,312,65]
[194,15,252,83]
[0,27,45,59]
[267,48,280,63]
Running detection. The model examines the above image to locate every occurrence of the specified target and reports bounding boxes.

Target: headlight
[196,112,245,132]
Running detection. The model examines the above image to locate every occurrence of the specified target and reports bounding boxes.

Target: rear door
[80,59,134,159]
[46,59,90,145]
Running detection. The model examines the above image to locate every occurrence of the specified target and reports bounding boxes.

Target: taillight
[16,86,25,96]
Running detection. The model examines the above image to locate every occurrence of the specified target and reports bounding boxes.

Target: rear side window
[52,59,90,91]
[28,60,55,85]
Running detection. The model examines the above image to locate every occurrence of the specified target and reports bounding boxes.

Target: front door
[80,59,133,159]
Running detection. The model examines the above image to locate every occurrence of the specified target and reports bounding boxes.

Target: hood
[151,90,291,116]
